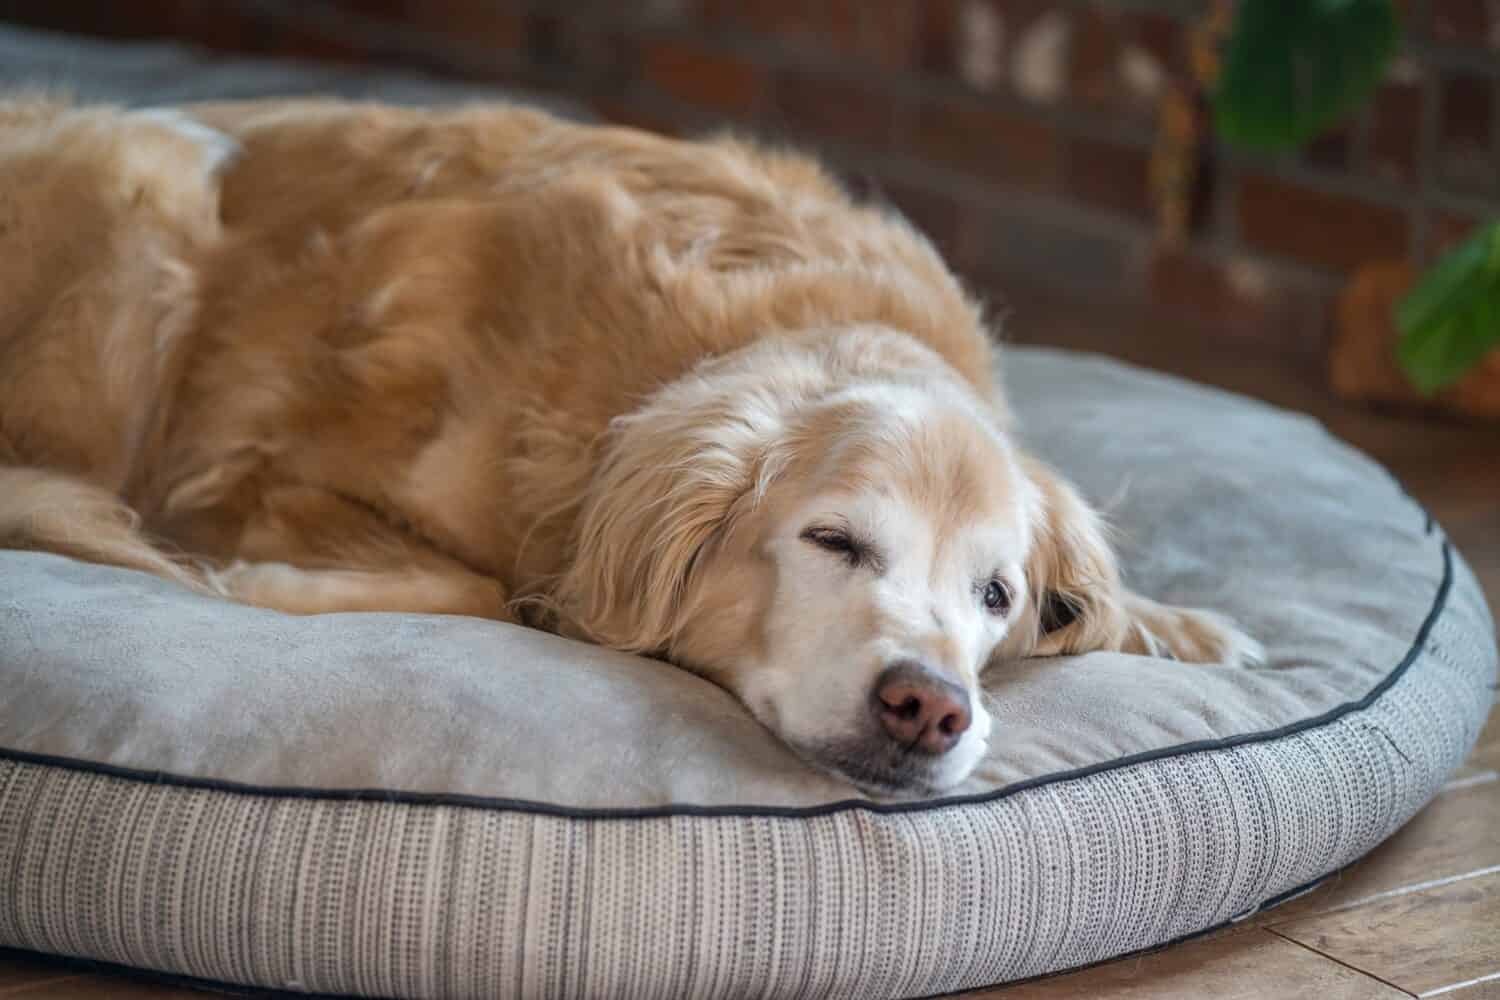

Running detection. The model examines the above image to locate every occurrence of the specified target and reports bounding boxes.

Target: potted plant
[1159,0,1499,418]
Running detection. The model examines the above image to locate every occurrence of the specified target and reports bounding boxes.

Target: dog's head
[556,327,1122,795]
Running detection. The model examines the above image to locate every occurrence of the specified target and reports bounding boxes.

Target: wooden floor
[1,291,1495,998]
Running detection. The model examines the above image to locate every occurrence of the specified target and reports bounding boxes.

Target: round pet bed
[0,348,1493,1000]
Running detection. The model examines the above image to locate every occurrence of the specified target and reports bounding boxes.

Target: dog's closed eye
[801,525,876,570]
[1040,591,1083,633]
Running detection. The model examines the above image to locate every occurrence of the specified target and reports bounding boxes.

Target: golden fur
[0,96,1256,792]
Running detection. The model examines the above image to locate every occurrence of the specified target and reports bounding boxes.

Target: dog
[0,96,1259,795]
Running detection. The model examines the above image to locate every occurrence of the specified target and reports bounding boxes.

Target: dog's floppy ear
[1001,456,1260,667]
[1006,456,1138,659]
[552,370,782,657]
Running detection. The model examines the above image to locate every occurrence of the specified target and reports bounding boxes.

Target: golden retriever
[0,96,1258,794]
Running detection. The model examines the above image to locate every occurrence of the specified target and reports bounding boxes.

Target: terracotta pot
[1330,260,1500,421]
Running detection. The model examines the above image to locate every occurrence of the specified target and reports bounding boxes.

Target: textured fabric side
[1,558,1492,1000]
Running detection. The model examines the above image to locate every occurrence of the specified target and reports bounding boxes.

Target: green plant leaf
[1396,222,1500,394]
[1396,225,1491,333]
[1214,0,1399,152]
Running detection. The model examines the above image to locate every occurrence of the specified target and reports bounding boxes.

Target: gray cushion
[1,347,1494,998]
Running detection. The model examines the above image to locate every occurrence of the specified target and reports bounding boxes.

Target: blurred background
[1,1,1496,376]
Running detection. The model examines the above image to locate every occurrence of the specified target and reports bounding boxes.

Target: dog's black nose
[873,661,971,754]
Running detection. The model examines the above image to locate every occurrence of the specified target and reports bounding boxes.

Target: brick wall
[4,0,1497,361]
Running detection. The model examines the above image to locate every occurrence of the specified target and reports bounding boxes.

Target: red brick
[1440,74,1493,143]
[0,0,270,48]
[525,16,636,88]
[698,0,819,46]
[1062,7,1165,120]
[1127,11,1186,79]
[641,40,765,115]
[404,1,527,50]
[201,9,368,63]
[914,97,1062,192]
[1236,174,1410,273]
[877,179,970,262]
[1426,0,1498,47]
[987,1,1063,39]
[858,2,920,70]
[1149,248,1237,318]
[1069,7,1127,112]
[916,0,962,75]
[316,0,411,20]
[1065,137,1153,221]
[158,4,279,54]
[1436,74,1499,196]
[592,98,690,138]
[765,0,922,71]
[1147,248,1333,353]
[1367,81,1425,188]
[1428,211,1483,262]
[268,25,375,65]
[819,0,866,59]
[635,0,693,24]
[1302,123,1356,171]
[773,71,895,148]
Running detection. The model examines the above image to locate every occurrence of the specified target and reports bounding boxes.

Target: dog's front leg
[212,483,515,621]
[214,561,512,619]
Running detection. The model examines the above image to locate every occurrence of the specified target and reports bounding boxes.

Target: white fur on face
[721,389,1033,796]
[572,327,1044,796]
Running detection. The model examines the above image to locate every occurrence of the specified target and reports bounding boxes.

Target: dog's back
[0,97,998,609]
[146,101,997,584]
[0,98,234,585]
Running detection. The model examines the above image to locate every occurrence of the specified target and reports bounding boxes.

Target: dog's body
[0,97,1257,793]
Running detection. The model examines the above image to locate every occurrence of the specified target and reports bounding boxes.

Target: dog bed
[2,23,1497,999]
[2,344,1495,999]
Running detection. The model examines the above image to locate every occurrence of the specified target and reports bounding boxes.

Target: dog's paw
[1125,596,1264,667]
[207,560,297,606]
